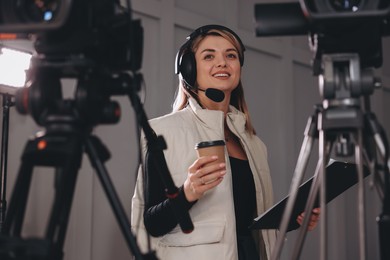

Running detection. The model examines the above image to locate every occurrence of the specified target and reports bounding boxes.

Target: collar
[187,97,247,135]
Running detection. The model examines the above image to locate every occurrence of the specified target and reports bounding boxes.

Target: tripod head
[13,58,138,133]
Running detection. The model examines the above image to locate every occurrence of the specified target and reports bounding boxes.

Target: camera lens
[329,0,362,12]
[14,0,60,22]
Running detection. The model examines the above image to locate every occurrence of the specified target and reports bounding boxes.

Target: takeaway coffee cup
[195,140,226,165]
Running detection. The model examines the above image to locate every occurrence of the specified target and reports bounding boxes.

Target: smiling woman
[0,46,31,91]
[132,25,277,260]
[131,24,320,260]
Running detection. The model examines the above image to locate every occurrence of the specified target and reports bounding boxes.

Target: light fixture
[0,45,32,95]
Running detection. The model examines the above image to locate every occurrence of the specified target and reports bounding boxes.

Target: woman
[131,25,319,260]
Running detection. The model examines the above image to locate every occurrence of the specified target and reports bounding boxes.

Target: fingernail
[220,170,226,175]
[219,163,225,168]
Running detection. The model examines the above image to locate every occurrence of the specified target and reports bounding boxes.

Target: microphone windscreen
[205,88,225,102]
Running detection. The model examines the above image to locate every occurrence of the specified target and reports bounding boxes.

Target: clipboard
[250,161,370,232]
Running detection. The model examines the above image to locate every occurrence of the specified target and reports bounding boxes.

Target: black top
[230,157,256,236]
[142,153,256,237]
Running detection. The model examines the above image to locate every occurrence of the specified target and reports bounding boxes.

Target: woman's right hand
[183,155,226,202]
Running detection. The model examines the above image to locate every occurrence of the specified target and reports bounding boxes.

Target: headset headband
[188,25,246,58]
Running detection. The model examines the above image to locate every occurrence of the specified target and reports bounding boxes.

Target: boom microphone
[198,88,225,102]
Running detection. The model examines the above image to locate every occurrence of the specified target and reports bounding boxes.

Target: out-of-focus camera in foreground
[0,0,142,72]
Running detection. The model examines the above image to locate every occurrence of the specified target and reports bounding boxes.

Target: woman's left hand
[296,208,320,231]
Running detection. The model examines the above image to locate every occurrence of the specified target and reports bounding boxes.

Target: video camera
[0,0,142,72]
[255,3,390,260]
[0,0,144,127]
[0,3,150,259]
[255,0,390,69]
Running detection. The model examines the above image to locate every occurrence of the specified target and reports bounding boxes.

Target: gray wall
[2,0,390,259]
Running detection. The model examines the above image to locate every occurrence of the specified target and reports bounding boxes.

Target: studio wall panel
[241,48,290,201]
[175,0,226,22]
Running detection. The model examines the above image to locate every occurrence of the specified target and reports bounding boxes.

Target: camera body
[0,0,144,127]
[255,0,390,68]
[0,0,75,33]
[0,0,142,72]
[255,0,390,36]
[301,0,390,21]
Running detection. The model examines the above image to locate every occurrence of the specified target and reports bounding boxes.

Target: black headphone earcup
[179,51,197,89]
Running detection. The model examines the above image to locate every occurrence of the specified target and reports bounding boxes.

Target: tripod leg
[46,165,80,254]
[319,130,328,260]
[292,141,333,259]
[271,112,318,260]
[354,129,367,260]
[84,136,147,260]
[2,161,34,236]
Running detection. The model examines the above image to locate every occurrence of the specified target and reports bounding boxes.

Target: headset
[175,24,246,91]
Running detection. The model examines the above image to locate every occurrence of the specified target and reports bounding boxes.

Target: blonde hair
[172,27,256,135]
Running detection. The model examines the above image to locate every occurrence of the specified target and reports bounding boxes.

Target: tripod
[0,66,158,260]
[271,53,390,260]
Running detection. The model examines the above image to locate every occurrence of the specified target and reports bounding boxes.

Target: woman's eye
[227,53,237,59]
[204,54,213,60]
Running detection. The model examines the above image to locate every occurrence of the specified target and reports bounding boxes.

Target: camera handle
[124,72,194,234]
[271,53,390,260]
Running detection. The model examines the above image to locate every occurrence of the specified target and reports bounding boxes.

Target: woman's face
[194,35,241,95]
